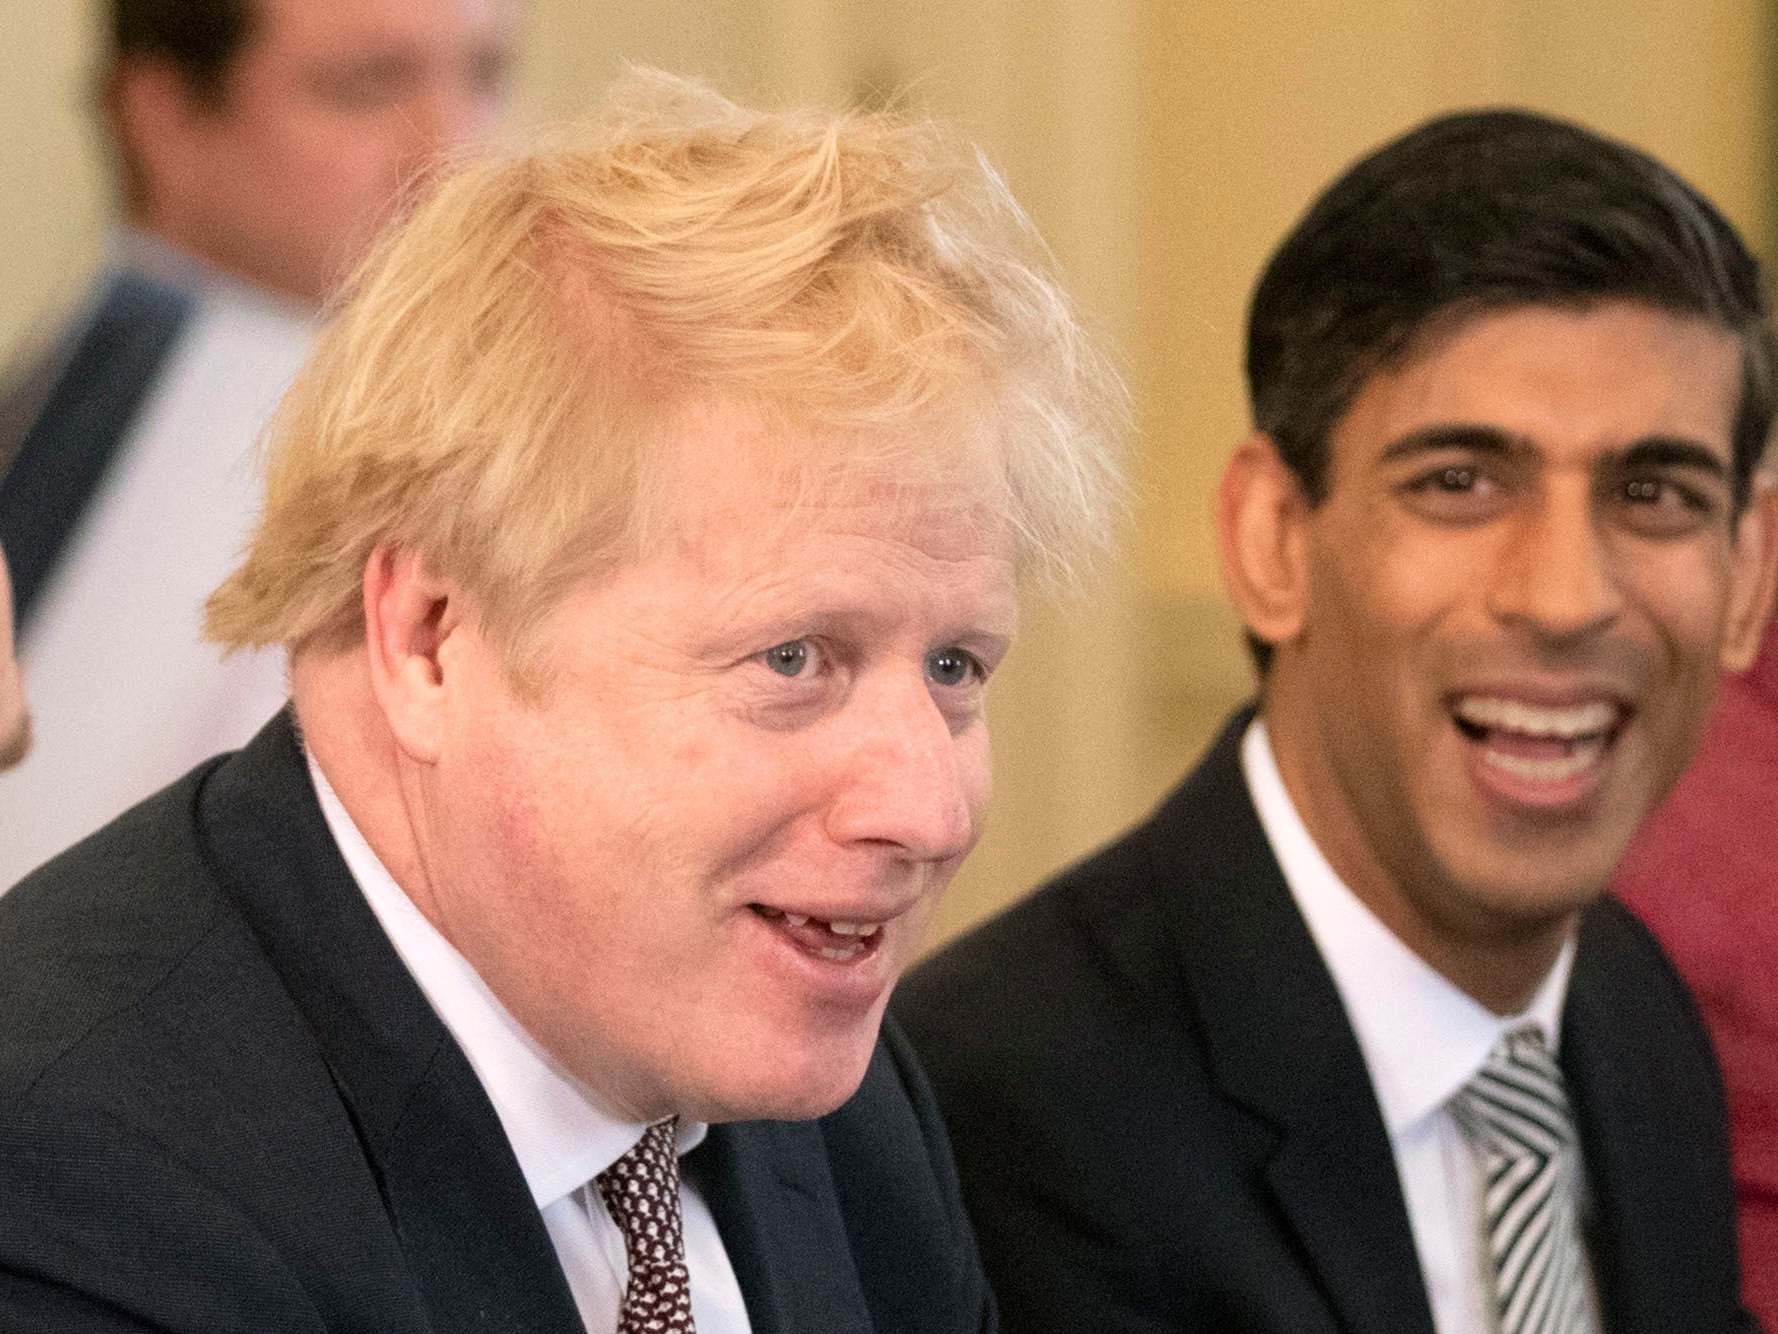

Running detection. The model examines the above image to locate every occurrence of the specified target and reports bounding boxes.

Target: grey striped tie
[1451,1028,1596,1334]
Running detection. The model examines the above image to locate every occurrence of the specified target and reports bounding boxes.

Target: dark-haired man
[0,0,512,883]
[898,109,1778,1333]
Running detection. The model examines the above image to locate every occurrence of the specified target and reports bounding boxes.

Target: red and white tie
[596,1117,697,1333]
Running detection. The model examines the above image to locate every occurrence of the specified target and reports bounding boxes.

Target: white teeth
[1455,695,1617,739]
[759,908,882,938]
[1481,738,1607,782]
[817,944,864,961]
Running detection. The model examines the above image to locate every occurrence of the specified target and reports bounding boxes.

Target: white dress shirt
[0,235,304,885]
[1241,718,1600,1334]
[309,757,752,1334]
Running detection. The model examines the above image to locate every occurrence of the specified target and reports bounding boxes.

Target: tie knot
[596,1117,697,1332]
[597,1118,685,1253]
[1452,1026,1575,1163]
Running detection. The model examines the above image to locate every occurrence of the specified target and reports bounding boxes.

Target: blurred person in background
[1615,601,1778,1330]
[0,0,513,882]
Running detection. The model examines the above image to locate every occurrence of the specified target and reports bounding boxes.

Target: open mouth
[749,904,887,963]
[1451,695,1625,789]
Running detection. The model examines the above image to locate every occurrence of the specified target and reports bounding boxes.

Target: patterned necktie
[1450,1028,1596,1334]
[596,1117,697,1333]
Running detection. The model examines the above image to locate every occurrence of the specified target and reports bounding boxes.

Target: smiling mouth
[1451,694,1626,789]
[750,904,887,963]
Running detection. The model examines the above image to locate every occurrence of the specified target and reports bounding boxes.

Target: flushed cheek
[957,734,995,836]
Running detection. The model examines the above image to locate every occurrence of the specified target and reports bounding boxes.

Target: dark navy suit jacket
[0,712,994,1333]
[897,711,1755,1334]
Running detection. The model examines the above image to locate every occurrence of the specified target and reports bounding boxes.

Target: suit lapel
[692,1120,874,1334]
[199,713,583,1333]
[1146,713,1438,1334]
[1561,905,1704,1333]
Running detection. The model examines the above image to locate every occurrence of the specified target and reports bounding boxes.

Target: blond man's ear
[360,546,467,766]
[1216,433,1312,655]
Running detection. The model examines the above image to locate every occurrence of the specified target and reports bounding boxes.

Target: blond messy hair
[206,70,1124,682]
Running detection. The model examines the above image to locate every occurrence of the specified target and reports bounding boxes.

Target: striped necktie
[597,1117,697,1333]
[1451,1028,1596,1334]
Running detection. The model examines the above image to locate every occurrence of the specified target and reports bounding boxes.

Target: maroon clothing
[1617,620,1778,1330]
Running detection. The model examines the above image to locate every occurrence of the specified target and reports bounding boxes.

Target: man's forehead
[652,396,1011,519]
[1335,301,1742,461]
[253,0,512,57]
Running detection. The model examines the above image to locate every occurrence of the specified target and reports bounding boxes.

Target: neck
[1259,701,1579,1017]
[291,649,437,919]
[135,217,322,310]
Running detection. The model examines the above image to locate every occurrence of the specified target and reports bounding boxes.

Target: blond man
[0,74,1118,1332]
[0,0,516,887]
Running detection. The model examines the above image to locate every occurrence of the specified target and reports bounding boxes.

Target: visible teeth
[817,944,864,961]
[757,908,881,939]
[1481,738,1607,782]
[1455,696,1616,739]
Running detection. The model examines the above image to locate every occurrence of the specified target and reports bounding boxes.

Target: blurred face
[1261,302,1775,997]
[415,403,1018,1121]
[153,0,513,303]
[0,548,27,770]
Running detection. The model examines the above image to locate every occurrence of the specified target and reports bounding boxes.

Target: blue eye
[926,647,980,687]
[762,640,812,677]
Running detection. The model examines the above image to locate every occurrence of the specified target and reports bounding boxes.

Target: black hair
[1247,108,1774,508]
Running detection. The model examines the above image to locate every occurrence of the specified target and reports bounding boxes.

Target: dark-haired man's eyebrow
[1616,436,1731,482]
[1376,424,1524,463]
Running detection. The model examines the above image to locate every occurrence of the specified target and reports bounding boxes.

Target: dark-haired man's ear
[1721,476,1778,672]
[1217,433,1311,653]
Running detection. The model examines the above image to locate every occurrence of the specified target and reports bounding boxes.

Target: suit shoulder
[1573,895,1717,1062]
[896,790,1185,1073]
[1577,895,1696,1008]
[900,713,1255,1045]
[0,764,230,1098]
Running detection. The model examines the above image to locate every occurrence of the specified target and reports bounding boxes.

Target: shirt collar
[306,754,707,1208]
[1240,717,1573,1137]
